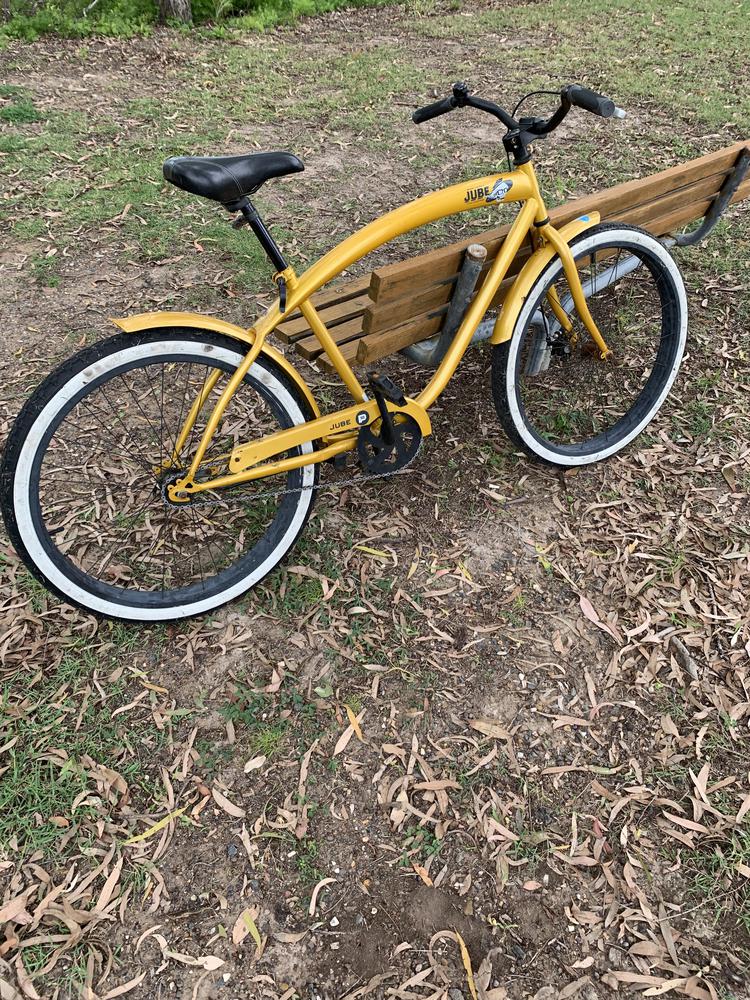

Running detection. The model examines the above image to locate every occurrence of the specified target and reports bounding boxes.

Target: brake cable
[511,89,561,119]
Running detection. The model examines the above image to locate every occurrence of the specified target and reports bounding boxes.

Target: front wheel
[492,223,688,466]
[1,329,319,622]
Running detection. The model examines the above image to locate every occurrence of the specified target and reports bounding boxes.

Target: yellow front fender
[490,213,601,344]
[110,311,320,419]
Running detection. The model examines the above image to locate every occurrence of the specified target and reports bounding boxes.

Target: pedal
[367,372,406,407]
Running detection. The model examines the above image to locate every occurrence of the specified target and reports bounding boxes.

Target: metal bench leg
[401,243,488,366]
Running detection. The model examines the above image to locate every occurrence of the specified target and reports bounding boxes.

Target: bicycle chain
[181,449,421,508]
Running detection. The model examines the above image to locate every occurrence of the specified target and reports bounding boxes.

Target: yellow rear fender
[110,311,320,419]
[489,213,601,344]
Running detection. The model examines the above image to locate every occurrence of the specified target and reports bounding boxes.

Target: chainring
[357,414,422,475]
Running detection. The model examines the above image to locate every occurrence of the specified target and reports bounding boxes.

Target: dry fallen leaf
[344,704,364,741]
[333,709,365,756]
[243,755,267,773]
[455,931,478,1000]
[308,877,336,916]
[232,906,262,950]
[413,864,433,886]
[467,718,510,739]
[211,788,246,819]
[123,807,185,845]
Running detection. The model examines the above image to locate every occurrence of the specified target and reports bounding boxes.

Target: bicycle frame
[162,160,609,500]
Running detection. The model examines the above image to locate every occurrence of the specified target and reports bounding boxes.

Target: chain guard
[357,414,422,475]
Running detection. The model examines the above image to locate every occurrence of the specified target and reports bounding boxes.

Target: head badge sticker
[486,178,513,204]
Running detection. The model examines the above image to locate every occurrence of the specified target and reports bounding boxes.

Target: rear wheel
[492,223,688,466]
[1,330,319,621]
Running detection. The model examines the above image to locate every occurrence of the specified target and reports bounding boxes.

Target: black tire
[1,329,319,621]
[492,223,688,466]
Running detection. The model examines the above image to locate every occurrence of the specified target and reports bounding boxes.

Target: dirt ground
[1,1,749,998]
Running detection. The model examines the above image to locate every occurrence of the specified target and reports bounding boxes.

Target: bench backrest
[274,141,750,367]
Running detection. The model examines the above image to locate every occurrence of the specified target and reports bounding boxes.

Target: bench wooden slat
[317,338,362,370]
[294,315,370,360]
[275,291,371,343]
[274,274,371,340]
[355,309,448,365]
[643,175,750,238]
[361,276,457,335]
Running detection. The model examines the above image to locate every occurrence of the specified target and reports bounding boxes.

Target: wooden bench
[274,141,750,369]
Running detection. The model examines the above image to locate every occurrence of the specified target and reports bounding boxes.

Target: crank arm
[227,396,431,476]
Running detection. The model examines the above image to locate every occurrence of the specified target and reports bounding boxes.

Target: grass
[686,829,750,934]
[0,0,398,41]
[0,650,163,856]
[22,940,91,992]
[295,836,325,884]
[415,0,750,133]
[399,824,442,866]
[220,681,322,757]
[0,96,42,124]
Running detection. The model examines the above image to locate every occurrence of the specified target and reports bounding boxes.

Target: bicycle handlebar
[412,95,456,124]
[565,84,616,118]
[412,82,625,139]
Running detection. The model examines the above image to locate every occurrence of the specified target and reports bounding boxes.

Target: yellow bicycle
[1,83,688,621]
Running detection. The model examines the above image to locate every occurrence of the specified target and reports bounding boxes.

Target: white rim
[13,340,315,620]
[505,228,688,466]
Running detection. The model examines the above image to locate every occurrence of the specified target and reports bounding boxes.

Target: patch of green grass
[0,134,28,154]
[18,940,96,995]
[0,650,163,856]
[195,737,234,776]
[416,0,750,132]
[31,253,62,287]
[295,836,324,885]
[503,590,528,627]
[507,825,551,869]
[674,399,714,439]
[220,682,321,758]
[399,823,442,866]
[275,569,323,616]
[458,760,509,791]
[0,95,42,124]
[685,828,750,934]
[252,722,288,757]
[17,568,49,613]
[0,0,398,42]
[12,218,45,239]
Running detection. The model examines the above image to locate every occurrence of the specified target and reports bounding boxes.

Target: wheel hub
[161,471,195,505]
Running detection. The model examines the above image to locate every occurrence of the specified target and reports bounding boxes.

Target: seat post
[238,199,288,273]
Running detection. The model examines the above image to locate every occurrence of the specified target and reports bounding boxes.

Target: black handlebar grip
[568,85,616,118]
[412,96,457,124]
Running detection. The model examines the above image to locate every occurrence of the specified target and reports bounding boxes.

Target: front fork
[540,224,612,360]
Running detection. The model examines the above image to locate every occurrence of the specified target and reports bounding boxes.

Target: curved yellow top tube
[260,169,536,325]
